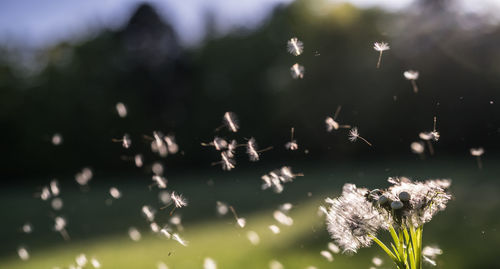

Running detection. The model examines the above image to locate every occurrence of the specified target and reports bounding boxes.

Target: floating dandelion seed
[157,262,169,269]
[320,250,334,262]
[204,258,217,269]
[142,205,156,221]
[261,166,302,193]
[50,179,60,196]
[404,70,420,93]
[269,225,281,234]
[171,192,188,208]
[150,222,160,233]
[328,242,340,254]
[285,127,298,150]
[216,201,229,216]
[246,137,272,161]
[51,133,63,145]
[372,256,383,266]
[223,112,240,133]
[112,134,131,149]
[348,127,372,146]
[90,257,101,268]
[163,135,179,154]
[470,147,485,169]
[76,254,88,267]
[229,206,246,228]
[226,139,238,157]
[160,226,172,239]
[54,216,70,241]
[273,210,293,226]
[40,186,51,200]
[109,187,121,199]
[422,246,443,266]
[269,260,284,269]
[128,227,141,241]
[152,175,168,189]
[247,231,260,245]
[159,191,172,205]
[134,154,143,167]
[290,63,305,79]
[287,37,304,56]
[22,223,33,234]
[325,106,351,132]
[373,42,390,68]
[152,162,164,176]
[279,202,293,213]
[75,167,93,186]
[17,247,29,261]
[411,141,425,158]
[170,214,184,231]
[431,116,440,141]
[51,197,63,210]
[172,233,188,246]
[116,102,127,118]
[202,137,228,151]
[212,151,236,171]
[151,131,168,157]
[419,132,435,155]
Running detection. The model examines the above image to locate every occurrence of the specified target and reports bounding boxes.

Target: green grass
[1,159,499,268]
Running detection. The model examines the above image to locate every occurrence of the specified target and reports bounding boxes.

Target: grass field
[1,158,499,268]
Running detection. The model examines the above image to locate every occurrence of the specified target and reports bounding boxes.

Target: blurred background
[1,0,500,268]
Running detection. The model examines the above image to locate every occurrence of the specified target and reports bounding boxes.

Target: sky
[0,0,498,48]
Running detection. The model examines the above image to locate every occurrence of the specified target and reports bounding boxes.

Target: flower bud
[391,201,404,210]
[399,191,411,202]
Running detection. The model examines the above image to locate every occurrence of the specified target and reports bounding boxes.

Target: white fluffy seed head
[269,225,281,234]
[17,247,29,261]
[411,141,425,154]
[116,102,127,118]
[287,37,304,56]
[109,187,121,199]
[470,147,484,156]
[404,70,419,80]
[51,133,63,145]
[247,231,260,245]
[373,42,390,51]
[290,63,305,79]
[128,227,141,241]
[204,257,217,269]
[320,250,334,262]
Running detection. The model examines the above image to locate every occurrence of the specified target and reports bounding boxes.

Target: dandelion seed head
[17,247,29,261]
[411,141,425,154]
[290,63,305,79]
[109,187,121,199]
[204,257,217,269]
[116,102,127,118]
[170,214,182,226]
[279,203,293,213]
[323,184,385,253]
[269,225,281,234]
[422,246,443,266]
[287,37,304,56]
[404,70,419,80]
[160,226,172,239]
[247,231,260,245]
[223,112,239,133]
[51,197,63,210]
[373,42,390,52]
[470,147,484,156]
[128,227,141,241]
[320,250,334,262]
[51,133,63,145]
[171,192,188,208]
[40,186,51,200]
